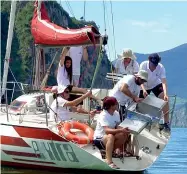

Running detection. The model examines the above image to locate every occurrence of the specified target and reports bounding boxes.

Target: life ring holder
[58,121,94,144]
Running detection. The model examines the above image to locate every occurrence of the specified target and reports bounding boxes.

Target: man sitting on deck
[49,85,96,121]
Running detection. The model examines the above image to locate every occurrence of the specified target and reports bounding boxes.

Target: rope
[33,47,41,89]
[107,45,116,86]
[30,41,36,86]
[90,39,104,90]
[110,0,117,60]
[103,0,107,34]
[170,95,177,125]
[32,46,36,87]
[40,50,59,88]
[8,67,25,94]
[80,2,108,89]
[83,1,86,21]
[78,46,98,87]
[65,0,76,18]
[64,0,83,28]
[101,2,115,86]
[108,1,117,87]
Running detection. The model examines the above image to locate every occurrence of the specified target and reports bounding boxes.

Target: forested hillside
[1,1,113,88]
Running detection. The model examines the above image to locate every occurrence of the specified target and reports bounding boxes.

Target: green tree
[14,1,34,82]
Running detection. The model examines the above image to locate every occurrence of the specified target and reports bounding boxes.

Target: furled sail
[31,1,101,46]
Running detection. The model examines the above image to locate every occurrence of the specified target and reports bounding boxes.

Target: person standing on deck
[115,48,139,75]
[139,53,170,131]
[67,46,89,86]
[55,47,100,103]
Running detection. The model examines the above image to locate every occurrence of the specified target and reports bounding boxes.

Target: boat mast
[32,0,46,89]
[1,0,17,100]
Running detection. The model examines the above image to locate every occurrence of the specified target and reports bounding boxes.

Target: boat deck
[0,106,90,128]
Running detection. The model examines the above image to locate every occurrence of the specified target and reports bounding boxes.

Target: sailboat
[1,0,177,172]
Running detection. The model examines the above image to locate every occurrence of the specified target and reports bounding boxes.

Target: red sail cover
[31,2,101,46]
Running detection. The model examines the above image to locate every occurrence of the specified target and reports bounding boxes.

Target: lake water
[1,128,187,174]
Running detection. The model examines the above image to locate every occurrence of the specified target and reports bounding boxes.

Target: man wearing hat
[109,70,148,121]
[139,53,170,131]
[115,48,139,75]
[49,85,95,121]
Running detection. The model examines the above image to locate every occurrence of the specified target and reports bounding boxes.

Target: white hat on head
[135,70,148,82]
[117,48,136,60]
[57,85,67,94]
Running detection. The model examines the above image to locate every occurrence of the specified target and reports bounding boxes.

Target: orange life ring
[59,121,94,144]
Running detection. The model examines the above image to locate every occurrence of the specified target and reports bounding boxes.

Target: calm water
[1,128,187,174]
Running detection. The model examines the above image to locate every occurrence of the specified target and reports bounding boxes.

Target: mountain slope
[113,44,187,99]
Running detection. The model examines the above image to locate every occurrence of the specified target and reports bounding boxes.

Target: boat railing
[1,86,89,126]
[1,84,48,124]
[168,94,177,125]
[126,94,177,126]
[1,83,177,129]
[1,81,29,103]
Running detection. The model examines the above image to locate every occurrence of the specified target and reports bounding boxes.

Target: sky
[58,0,187,60]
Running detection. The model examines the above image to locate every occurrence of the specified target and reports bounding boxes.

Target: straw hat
[135,70,148,82]
[117,48,136,60]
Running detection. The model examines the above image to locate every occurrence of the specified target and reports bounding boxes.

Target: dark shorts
[119,105,127,122]
[93,138,105,150]
[139,83,163,98]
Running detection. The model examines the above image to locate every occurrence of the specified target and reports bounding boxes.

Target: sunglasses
[140,79,147,83]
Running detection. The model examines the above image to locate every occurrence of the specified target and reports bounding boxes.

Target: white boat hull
[1,123,112,171]
[0,90,173,171]
[0,121,170,171]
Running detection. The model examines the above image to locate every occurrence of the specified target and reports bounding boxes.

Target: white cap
[57,85,67,94]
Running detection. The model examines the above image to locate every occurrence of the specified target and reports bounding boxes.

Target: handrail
[1,83,178,129]
[169,94,177,125]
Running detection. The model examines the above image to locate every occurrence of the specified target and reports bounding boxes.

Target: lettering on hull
[31,141,79,163]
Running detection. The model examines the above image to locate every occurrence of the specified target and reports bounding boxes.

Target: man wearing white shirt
[139,53,170,131]
[68,46,89,86]
[109,70,148,121]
